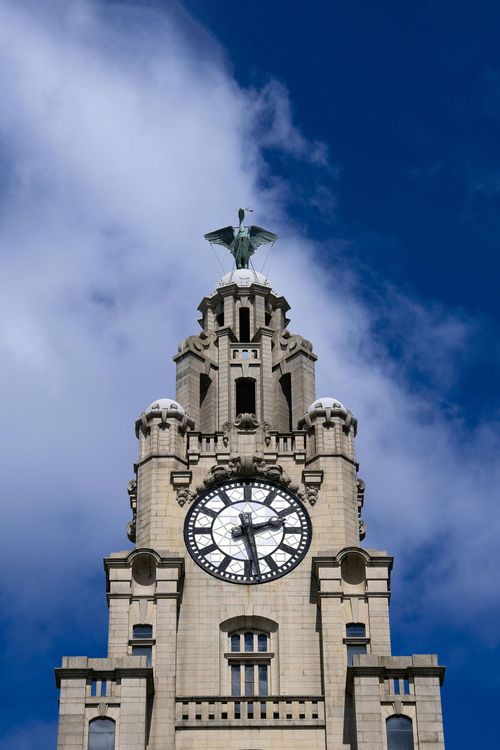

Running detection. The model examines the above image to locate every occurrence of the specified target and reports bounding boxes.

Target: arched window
[227,628,272,719]
[235,377,256,415]
[88,717,115,750]
[386,715,414,750]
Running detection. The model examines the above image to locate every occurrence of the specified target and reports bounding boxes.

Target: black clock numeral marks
[218,490,232,507]
[264,555,279,572]
[217,556,231,572]
[284,525,300,534]
[279,542,298,557]
[277,506,297,519]
[199,542,218,555]
[194,527,212,534]
[263,490,278,507]
[244,559,254,577]
[200,507,217,518]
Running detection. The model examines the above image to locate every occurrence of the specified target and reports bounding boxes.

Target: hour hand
[231,516,284,539]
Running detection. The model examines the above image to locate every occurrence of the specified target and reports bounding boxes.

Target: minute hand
[239,512,261,579]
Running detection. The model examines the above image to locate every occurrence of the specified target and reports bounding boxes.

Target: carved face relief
[184,480,312,584]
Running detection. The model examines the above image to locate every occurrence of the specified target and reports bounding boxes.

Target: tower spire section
[204,207,278,269]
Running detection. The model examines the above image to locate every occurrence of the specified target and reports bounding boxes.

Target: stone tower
[55,245,446,749]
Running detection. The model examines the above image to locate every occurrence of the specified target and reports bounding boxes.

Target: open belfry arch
[55,211,446,750]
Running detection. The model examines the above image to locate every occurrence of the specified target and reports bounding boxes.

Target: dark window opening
[239,307,250,342]
[216,311,224,327]
[88,718,115,750]
[132,645,152,667]
[279,373,293,431]
[386,715,414,750]
[133,624,153,639]
[236,378,256,415]
[346,623,366,638]
[199,374,211,408]
[265,312,272,326]
[347,644,367,666]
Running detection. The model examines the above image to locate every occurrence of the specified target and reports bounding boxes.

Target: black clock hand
[231,516,284,539]
[238,512,261,578]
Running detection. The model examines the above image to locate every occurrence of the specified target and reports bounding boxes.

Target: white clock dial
[184,480,312,584]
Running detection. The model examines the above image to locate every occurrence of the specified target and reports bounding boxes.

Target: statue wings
[204,225,278,250]
[204,225,235,248]
[247,226,278,249]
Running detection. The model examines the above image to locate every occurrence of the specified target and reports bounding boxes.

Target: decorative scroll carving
[275,329,313,354]
[343,410,358,436]
[234,412,259,429]
[177,330,216,356]
[127,479,137,543]
[200,454,298,492]
[357,478,366,541]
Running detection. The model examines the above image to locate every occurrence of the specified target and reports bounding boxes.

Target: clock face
[184,480,312,584]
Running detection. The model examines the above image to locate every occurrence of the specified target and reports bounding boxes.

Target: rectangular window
[133,624,153,639]
[132,645,152,667]
[347,644,367,666]
[346,623,366,638]
[404,678,410,694]
[394,679,400,694]
[244,632,254,652]
[231,665,240,696]
[244,664,254,696]
[231,634,240,652]
[258,634,268,652]
[91,679,97,697]
[258,664,268,696]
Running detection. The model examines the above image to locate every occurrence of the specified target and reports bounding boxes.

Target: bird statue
[204,208,278,269]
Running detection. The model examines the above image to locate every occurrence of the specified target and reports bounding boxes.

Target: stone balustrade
[175,696,325,727]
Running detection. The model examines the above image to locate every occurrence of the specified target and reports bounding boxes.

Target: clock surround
[183,479,312,584]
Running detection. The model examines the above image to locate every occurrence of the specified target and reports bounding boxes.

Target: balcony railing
[175,696,324,727]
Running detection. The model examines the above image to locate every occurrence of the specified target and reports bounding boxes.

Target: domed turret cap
[299,396,357,435]
[135,398,194,436]
[144,398,185,414]
[216,268,275,292]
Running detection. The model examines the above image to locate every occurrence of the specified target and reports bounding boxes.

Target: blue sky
[0,1,498,747]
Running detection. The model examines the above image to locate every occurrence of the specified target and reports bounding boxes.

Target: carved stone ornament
[274,329,313,354]
[176,487,196,507]
[393,699,403,715]
[356,478,366,541]
[177,330,216,356]
[234,412,259,430]
[199,454,298,493]
[222,421,232,447]
[298,486,319,506]
[126,479,137,543]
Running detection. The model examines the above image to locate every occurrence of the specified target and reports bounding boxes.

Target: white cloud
[0,0,498,659]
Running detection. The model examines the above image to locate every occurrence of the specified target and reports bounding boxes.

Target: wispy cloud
[0,0,497,681]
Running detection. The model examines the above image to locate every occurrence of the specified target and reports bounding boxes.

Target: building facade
[55,254,446,749]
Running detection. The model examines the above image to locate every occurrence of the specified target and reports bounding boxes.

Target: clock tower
[55,218,446,749]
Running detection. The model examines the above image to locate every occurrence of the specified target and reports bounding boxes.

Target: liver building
[55,213,446,749]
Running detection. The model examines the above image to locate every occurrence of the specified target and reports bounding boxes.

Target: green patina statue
[204,208,278,269]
